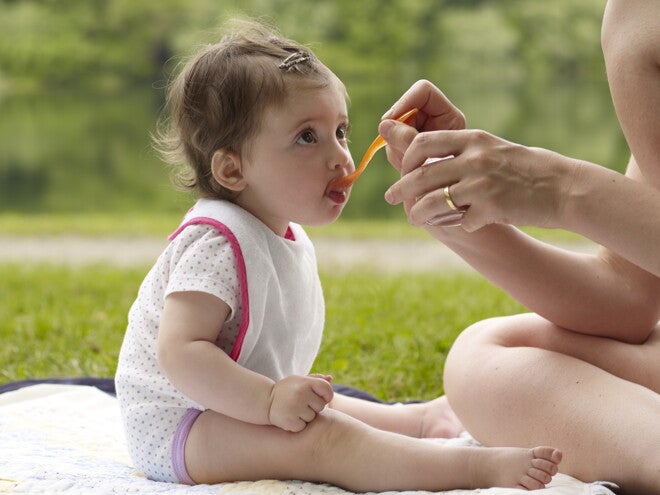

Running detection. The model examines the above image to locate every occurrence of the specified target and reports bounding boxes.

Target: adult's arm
[383,142,660,341]
[380,1,660,341]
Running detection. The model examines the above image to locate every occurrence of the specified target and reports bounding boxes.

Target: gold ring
[443,185,459,211]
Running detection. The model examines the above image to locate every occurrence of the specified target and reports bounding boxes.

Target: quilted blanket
[0,384,617,495]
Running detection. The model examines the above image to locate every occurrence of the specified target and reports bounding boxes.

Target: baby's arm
[157,290,333,431]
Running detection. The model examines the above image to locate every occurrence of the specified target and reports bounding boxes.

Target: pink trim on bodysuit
[169,217,250,361]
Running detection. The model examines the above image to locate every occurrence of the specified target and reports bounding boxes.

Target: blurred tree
[0,0,620,218]
[501,0,605,81]
[0,0,186,89]
[0,0,607,91]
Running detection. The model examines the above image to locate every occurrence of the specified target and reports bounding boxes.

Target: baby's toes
[532,446,562,464]
[532,457,559,476]
[528,467,552,485]
[518,474,545,491]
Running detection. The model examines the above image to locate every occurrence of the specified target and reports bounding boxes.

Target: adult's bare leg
[184,405,561,492]
[443,313,660,495]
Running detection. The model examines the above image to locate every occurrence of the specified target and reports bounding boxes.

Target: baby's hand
[267,375,334,432]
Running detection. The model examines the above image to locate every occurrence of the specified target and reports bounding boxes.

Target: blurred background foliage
[0,0,626,219]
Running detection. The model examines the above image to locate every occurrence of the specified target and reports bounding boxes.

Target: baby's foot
[480,446,562,490]
[419,396,464,438]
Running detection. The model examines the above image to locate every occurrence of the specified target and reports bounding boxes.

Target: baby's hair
[154,18,340,200]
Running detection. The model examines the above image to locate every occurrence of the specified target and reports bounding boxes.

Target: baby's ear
[211,150,246,192]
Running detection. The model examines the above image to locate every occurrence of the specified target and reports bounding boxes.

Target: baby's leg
[185,406,560,492]
[329,393,464,439]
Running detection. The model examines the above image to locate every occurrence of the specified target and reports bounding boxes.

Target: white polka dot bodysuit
[115,199,325,483]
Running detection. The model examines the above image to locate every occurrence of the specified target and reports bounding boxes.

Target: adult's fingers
[407,183,467,227]
[381,80,466,132]
[378,119,418,159]
[399,129,475,176]
[385,155,462,206]
[384,139,405,173]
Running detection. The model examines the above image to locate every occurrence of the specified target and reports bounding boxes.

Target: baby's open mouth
[326,187,347,204]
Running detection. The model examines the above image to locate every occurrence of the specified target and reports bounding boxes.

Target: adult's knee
[443,319,496,399]
[444,314,540,385]
[443,314,555,440]
[449,313,547,357]
[443,316,527,428]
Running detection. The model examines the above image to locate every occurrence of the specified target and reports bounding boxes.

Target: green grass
[0,211,586,400]
[316,271,525,401]
[0,212,588,244]
[0,264,144,383]
[0,263,525,402]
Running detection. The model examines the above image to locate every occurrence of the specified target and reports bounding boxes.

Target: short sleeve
[165,224,240,318]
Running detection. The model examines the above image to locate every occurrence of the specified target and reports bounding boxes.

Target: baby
[115,18,561,491]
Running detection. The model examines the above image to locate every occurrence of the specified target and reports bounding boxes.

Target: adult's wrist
[531,148,586,230]
[555,157,604,234]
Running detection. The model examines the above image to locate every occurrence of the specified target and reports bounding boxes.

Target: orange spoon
[330,108,419,189]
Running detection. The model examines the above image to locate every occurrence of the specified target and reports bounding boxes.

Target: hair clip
[278,51,311,70]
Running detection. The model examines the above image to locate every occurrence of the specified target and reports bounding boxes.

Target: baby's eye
[297,129,317,145]
[337,124,350,141]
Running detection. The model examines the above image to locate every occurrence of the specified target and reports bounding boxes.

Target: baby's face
[233,79,355,235]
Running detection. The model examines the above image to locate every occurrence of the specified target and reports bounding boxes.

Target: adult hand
[380,80,465,179]
[380,81,578,232]
[267,374,334,432]
[381,79,466,133]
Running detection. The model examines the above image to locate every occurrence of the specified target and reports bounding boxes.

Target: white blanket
[0,385,617,495]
